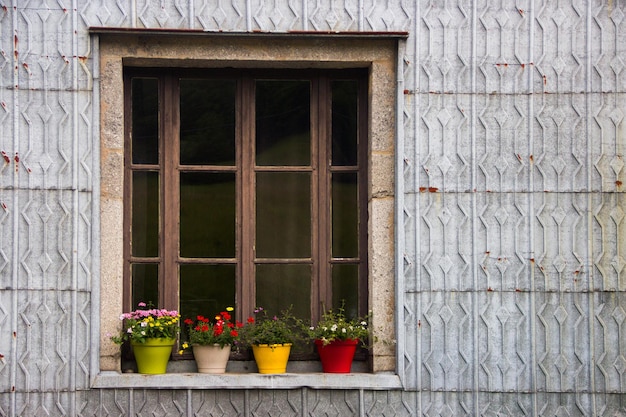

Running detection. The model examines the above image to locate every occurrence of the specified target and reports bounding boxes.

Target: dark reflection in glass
[180,172,235,258]
[180,264,235,323]
[256,264,311,319]
[256,80,310,166]
[131,78,159,164]
[132,263,159,307]
[332,264,358,318]
[332,80,358,166]
[256,172,310,258]
[180,79,236,165]
[332,173,358,258]
[132,171,159,257]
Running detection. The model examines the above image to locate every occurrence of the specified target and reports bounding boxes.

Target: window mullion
[240,76,256,317]
[316,75,331,319]
[162,74,180,312]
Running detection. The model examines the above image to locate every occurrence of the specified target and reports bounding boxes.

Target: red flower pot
[315,339,359,373]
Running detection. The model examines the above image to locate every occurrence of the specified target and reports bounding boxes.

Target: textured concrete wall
[0,1,624,416]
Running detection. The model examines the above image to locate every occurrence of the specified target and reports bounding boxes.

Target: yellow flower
[226,307,234,312]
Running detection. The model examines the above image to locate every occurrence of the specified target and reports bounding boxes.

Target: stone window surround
[93,29,403,389]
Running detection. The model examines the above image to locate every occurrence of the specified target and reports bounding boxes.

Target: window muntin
[125,68,368,342]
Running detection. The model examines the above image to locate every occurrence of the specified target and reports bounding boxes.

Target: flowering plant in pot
[238,307,303,373]
[306,303,371,373]
[111,302,181,345]
[180,307,244,373]
[110,302,180,374]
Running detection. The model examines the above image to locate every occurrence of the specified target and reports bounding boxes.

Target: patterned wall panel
[76,389,419,417]
[593,291,626,393]
[477,291,532,392]
[402,0,626,415]
[0,0,625,416]
[591,191,626,292]
[590,0,626,93]
[16,190,72,290]
[533,193,589,292]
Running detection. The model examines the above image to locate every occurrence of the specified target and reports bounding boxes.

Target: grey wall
[0,1,625,416]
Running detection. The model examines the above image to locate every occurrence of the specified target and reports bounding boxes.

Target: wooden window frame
[122,68,369,329]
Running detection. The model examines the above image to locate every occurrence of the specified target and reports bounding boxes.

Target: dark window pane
[132,263,159,307]
[332,173,358,257]
[180,264,236,321]
[256,264,311,319]
[131,78,159,164]
[180,172,235,258]
[331,264,358,318]
[132,171,159,257]
[256,80,310,166]
[180,79,236,165]
[256,172,311,258]
[332,80,358,166]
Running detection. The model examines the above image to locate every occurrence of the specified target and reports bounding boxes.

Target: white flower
[141,331,146,335]
[140,322,147,327]
[331,324,337,332]
[126,328,132,333]
[341,328,347,333]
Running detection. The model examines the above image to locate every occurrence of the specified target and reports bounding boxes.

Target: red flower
[184,318,193,325]
[236,321,244,328]
[247,317,255,324]
[201,324,209,332]
[230,330,238,337]
[221,311,231,321]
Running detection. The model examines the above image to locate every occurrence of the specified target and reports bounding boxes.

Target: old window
[124,68,369,332]
[97,33,399,381]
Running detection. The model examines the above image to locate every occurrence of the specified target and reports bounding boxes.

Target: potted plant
[239,307,302,374]
[306,303,370,373]
[110,302,180,374]
[180,307,243,373]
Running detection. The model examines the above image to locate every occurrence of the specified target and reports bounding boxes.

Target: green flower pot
[131,337,176,374]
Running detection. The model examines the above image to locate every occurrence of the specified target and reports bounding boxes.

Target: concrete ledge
[92,371,403,390]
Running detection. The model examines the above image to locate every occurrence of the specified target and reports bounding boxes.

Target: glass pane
[180,172,235,258]
[256,80,310,166]
[132,171,159,257]
[331,264,359,318]
[132,263,159,308]
[180,79,236,165]
[332,80,358,166]
[256,172,310,258]
[180,264,236,322]
[131,78,159,165]
[256,264,310,319]
[332,173,358,257]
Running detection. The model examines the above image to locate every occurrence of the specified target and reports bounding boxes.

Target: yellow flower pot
[251,343,292,374]
[131,337,176,374]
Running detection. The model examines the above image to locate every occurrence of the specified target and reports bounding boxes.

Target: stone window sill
[92,371,402,390]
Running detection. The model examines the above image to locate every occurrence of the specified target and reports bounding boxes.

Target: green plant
[111,302,180,344]
[181,307,243,349]
[238,307,303,347]
[307,303,370,346]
